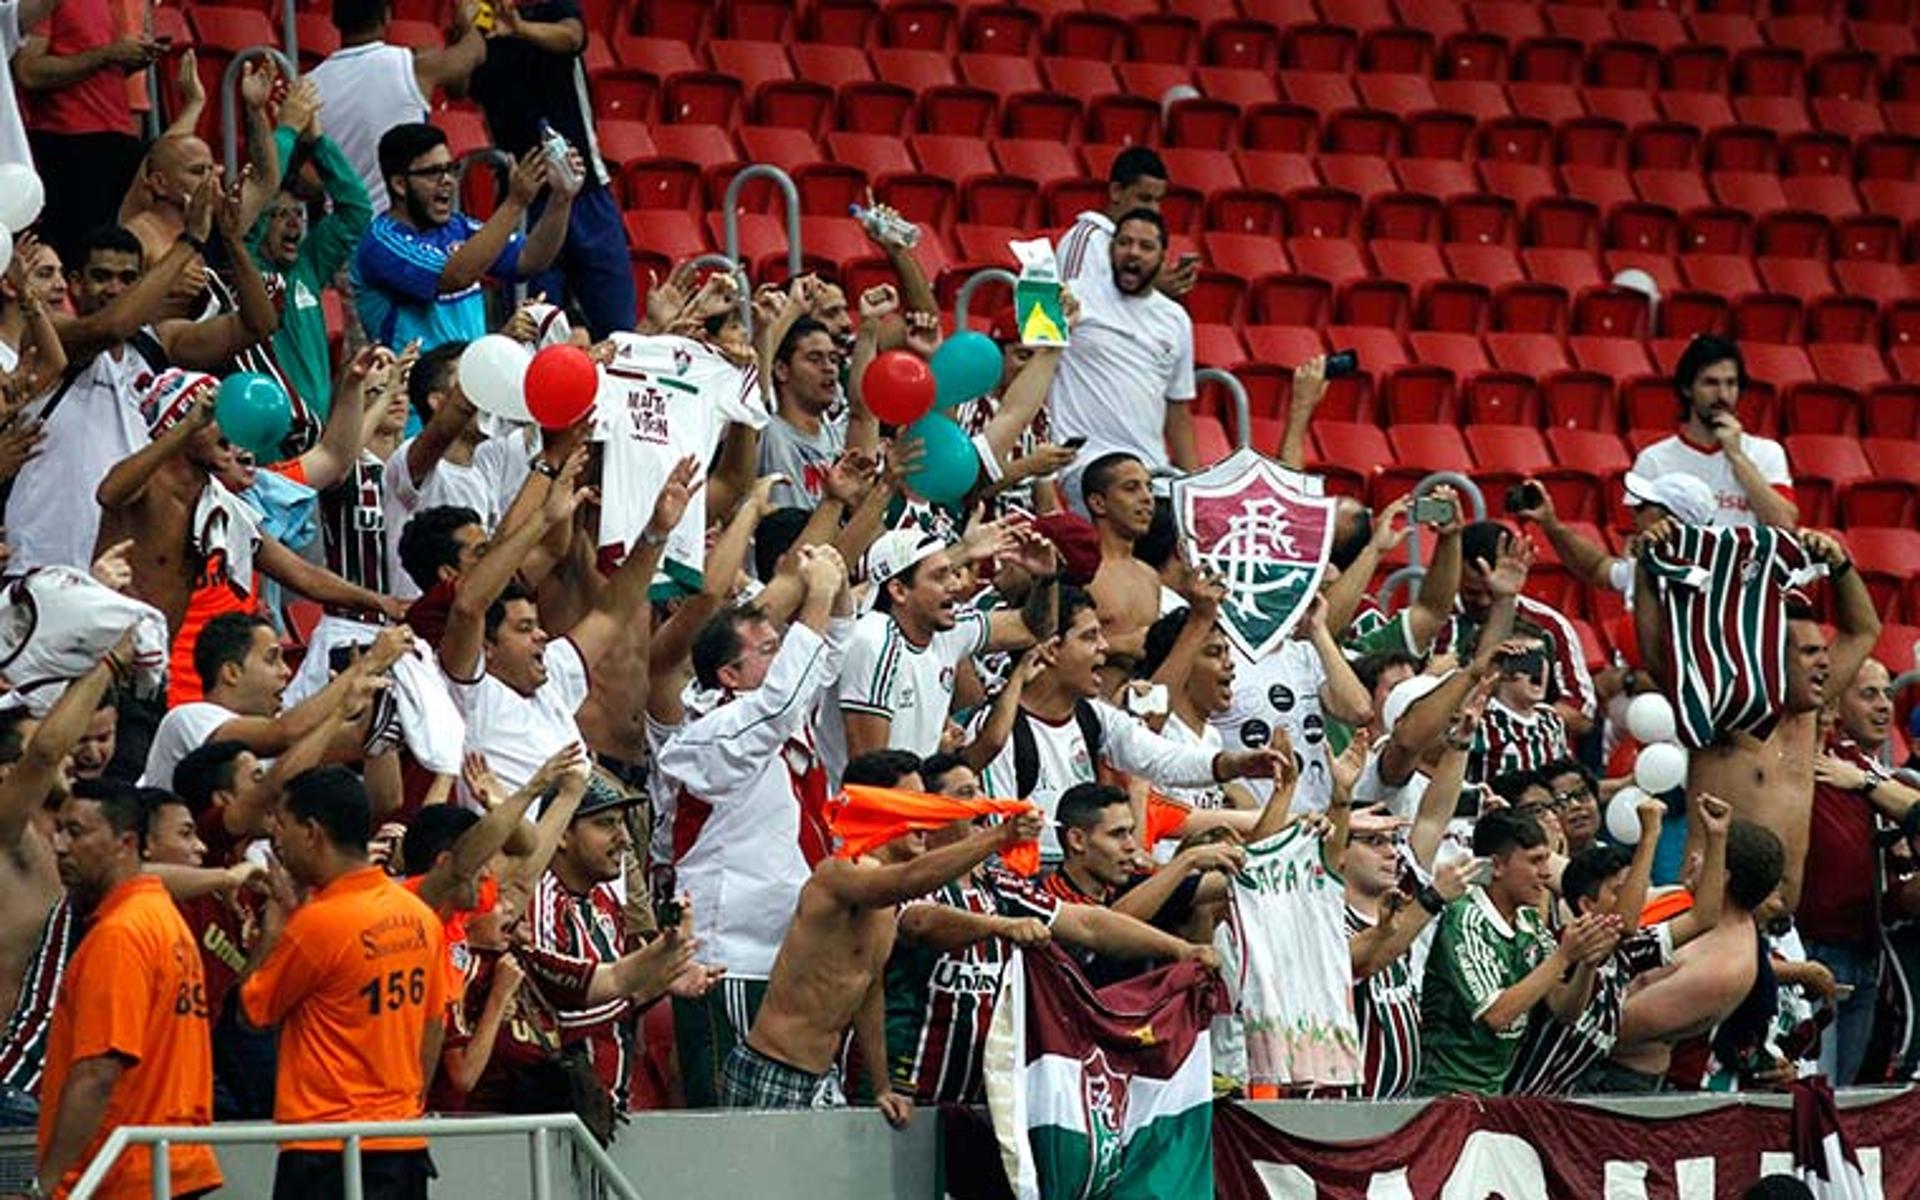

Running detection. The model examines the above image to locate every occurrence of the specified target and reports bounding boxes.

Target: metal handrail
[1377,471,1488,611]
[722,164,801,330]
[218,47,298,179]
[1193,367,1252,452]
[68,1113,640,1200]
[283,0,300,70]
[953,266,1016,326]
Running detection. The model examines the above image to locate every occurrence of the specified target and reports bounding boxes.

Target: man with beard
[1630,335,1797,530]
[1801,659,1916,1083]
[353,122,575,353]
[839,527,1058,762]
[1052,208,1198,495]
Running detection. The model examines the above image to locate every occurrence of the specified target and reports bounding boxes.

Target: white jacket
[654,617,851,979]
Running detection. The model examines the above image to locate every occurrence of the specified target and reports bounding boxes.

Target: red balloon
[524,344,599,430]
[862,350,936,426]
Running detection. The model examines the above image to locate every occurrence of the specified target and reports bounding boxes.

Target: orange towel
[1144,791,1195,849]
[829,785,1041,876]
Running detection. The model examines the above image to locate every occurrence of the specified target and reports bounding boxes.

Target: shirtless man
[1637,526,1879,912]
[120,65,280,267]
[94,368,403,647]
[1084,451,1160,687]
[720,794,1047,1126]
[1606,819,1785,1091]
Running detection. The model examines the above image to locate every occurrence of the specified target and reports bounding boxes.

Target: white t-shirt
[382,439,498,600]
[1159,713,1228,809]
[1211,640,1334,812]
[1630,433,1793,529]
[1050,253,1196,475]
[473,426,539,522]
[142,701,242,789]
[445,636,590,796]
[837,609,990,760]
[306,42,430,217]
[1056,210,1113,285]
[1353,744,1429,822]
[7,341,158,574]
[0,3,28,169]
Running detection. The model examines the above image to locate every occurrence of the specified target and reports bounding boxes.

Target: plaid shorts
[718,1043,846,1111]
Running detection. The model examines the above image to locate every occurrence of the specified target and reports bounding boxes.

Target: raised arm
[158,182,279,368]
[296,345,378,491]
[438,448,584,678]
[567,455,695,669]
[960,650,1041,772]
[1279,354,1327,471]
[96,382,214,509]
[438,154,546,294]
[0,652,121,850]
[1666,795,1730,947]
[1322,497,1407,638]
[1514,484,1617,591]
[413,0,486,97]
[1804,531,1882,696]
[820,812,1043,910]
[1405,489,1465,651]
[415,748,580,910]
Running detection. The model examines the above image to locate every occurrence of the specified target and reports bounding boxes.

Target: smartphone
[1324,349,1359,379]
[654,896,685,930]
[1410,494,1457,526]
[1061,435,1089,449]
[1504,482,1544,515]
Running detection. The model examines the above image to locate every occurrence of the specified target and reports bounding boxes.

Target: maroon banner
[1213,1088,1920,1199]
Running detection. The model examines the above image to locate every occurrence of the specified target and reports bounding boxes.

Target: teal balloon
[215,372,292,460]
[903,414,978,504]
[931,331,1001,409]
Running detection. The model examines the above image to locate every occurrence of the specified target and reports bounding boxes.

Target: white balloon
[1633,742,1689,794]
[0,225,12,280]
[0,165,45,233]
[1625,692,1678,745]
[457,335,532,423]
[1606,788,1649,845]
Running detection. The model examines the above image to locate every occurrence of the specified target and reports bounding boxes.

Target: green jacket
[248,129,372,422]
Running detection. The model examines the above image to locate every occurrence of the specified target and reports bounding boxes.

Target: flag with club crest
[1170,449,1338,662]
[983,945,1227,1200]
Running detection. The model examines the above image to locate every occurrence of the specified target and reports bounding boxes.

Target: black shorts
[272,1148,434,1200]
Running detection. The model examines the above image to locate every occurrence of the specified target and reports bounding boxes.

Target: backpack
[1010,698,1104,798]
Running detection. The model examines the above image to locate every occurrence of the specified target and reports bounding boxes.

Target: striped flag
[983,945,1227,1200]
[1793,1077,1874,1200]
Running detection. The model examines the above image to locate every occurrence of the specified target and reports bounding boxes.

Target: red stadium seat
[1849,529,1920,617]
[1810,344,1894,391]
[1785,433,1873,526]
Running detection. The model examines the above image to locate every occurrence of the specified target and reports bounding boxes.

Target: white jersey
[1055,210,1113,286]
[473,426,540,520]
[1211,639,1334,812]
[1631,432,1793,529]
[143,701,242,789]
[836,609,989,761]
[7,339,159,574]
[1157,713,1230,811]
[1050,249,1195,476]
[974,699,1219,860]
[595,333,767,592]
[306,43,431,217]
[382,440,498,600]
[1219,824,1361,1089]
[0,566,169,712]
[444,636,590,796]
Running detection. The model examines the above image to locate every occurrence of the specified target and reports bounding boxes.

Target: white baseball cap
[860,529,948,612]
[1622,471,1716,527]
[1381,672,1446,734]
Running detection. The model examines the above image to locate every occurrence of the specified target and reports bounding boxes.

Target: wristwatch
[1414,885,1445,916]
[640,528,671,547]
[532,459,562,480]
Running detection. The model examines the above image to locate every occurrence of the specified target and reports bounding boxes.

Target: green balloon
[903,413,979,504]
[215,372,293,461]
[931,331,1002,409]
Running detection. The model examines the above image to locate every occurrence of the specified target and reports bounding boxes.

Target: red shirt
[23,0,135,136]
[1799,734,1886,947]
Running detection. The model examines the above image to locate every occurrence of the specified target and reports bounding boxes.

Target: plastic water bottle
[850,203,920,248]
[538,120,580,194]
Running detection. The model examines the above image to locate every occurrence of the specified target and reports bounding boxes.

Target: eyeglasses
[402,163,458,180]
[1550,787,1592,806]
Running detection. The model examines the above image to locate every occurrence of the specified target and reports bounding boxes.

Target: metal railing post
[344,1134,365,1200]
[1193,367,1252,452]
[1376,471,1488,612]
[531,1127,553,1200]
[149,1139,169,1200]
[219,47,297,179]
[953,266,1016,327]
[722,164,801,329]
[283,0,300,71]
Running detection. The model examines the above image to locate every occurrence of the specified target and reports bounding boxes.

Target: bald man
[120,62,281,269]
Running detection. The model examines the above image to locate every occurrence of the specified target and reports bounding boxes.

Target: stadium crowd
[0,0,1914,1195]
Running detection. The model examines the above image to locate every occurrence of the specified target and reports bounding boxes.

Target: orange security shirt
[401,872,499,1009]
[38,875,221,1199]
[240,866,446,1151]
